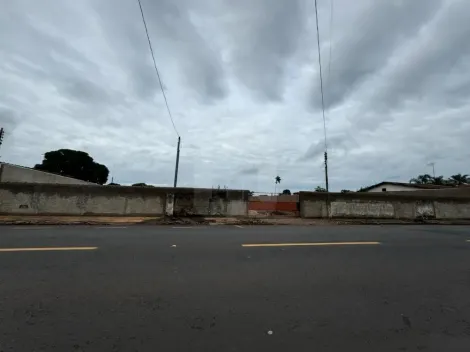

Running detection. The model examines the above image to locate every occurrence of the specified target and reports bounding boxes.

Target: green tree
[281,189,291,195]
[132,183,154,187]
[341,189,351,193]
[315,186,327,192]
[431,176,446,185]
[34,149,109,184]
[449,173,469,185]
[410,174,432,184]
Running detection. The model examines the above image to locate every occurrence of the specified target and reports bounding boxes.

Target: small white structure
[361,182,451,193]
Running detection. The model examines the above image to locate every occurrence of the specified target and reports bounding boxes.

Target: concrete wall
[299,191,470,220]
[0,183,249,217]
[173,188,249,216]
[0,163,95,185]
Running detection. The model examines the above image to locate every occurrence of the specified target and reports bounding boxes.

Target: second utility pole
[0,128,4,159]
[173,136,181,187]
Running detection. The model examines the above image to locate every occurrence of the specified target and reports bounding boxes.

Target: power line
[136,0,180,137]
[314,0,330,198]
[314,0,327,152]
[327,0,334,100]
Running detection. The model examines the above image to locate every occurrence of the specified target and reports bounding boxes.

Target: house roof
[359,181,456,192]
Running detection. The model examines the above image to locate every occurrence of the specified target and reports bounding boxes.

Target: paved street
[0,225,470,351]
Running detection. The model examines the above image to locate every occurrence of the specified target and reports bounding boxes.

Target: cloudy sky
[1,0,469,192]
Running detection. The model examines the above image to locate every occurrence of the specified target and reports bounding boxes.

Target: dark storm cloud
[0,14,120,108]
[369,0,470,111]
[228,0,308,101]
[345,0,470,134]
[310,0,443,110]
[59,77,118,105]
[0,107,18,131]
[301,134,356,161]
[91,0,227,102]
[238,166,259,175]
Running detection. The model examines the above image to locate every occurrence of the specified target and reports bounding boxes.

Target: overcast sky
[1,0,469,192]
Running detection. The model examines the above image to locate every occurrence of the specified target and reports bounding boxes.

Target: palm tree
[274,175,281,195]
[410,174,432,184]
[431,176,446,185]
[449,173,469,185]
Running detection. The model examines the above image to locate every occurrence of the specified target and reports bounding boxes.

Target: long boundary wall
[0,183,249,217]
[299,191,470,220]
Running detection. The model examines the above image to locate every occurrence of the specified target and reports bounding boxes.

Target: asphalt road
[0,225,470,351]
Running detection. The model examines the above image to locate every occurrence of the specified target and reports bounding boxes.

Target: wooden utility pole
[173,136,181,187]
[0,128,4,156]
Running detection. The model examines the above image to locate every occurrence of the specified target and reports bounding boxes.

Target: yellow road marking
[242,242,380,248]
[12,227,53,230]
[0,247,98,252]
[97,226,127,229]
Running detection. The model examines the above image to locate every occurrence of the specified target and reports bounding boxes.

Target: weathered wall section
[173,188,248,216]
[0,183,249,216]
[299,191,470,220]
[0,163,95,185]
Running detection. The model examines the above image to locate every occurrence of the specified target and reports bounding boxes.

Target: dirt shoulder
[1,215,469,226]
[0,215,317,226]
[0,215,161,226]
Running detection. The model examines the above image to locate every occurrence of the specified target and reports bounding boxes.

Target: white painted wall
[331,201,395,218]
[366,184,438,192]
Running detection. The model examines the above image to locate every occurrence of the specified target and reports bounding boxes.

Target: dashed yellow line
[242,242,380,248]
[0,247,98,252]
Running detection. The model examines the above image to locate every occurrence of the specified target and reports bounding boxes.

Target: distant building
[360,182,453,193]
[0,162,95,185]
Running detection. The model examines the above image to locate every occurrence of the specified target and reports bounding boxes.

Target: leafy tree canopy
[449,173,469,185]
[410,173,469,185]
[315,186,327,192]
[281,189,291,195]
[34,149,109,185]
[410,174,433,184]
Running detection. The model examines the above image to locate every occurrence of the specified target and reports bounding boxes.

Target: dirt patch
[141,217,211,225]
[0,216,161,226]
